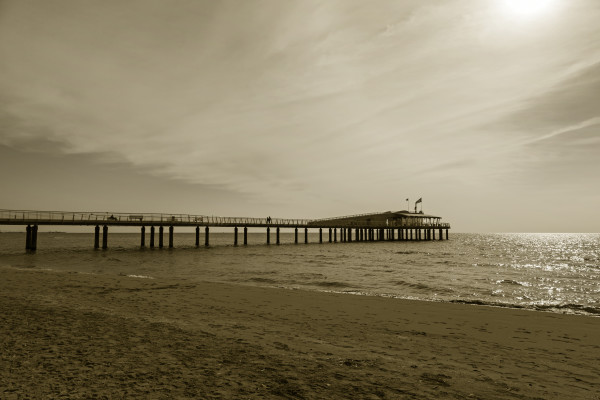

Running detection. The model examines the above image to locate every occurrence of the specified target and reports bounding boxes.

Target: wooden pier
[0,209,451,251]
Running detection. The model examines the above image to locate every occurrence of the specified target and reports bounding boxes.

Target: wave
[311,281,352,288]
[391,280,455,294]
[449,299,600,316]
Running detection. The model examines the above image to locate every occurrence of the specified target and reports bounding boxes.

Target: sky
[1,0,599,233]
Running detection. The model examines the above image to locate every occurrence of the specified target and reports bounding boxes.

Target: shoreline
[1,266,599,399]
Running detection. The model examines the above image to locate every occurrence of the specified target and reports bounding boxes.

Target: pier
[1,209,451,251]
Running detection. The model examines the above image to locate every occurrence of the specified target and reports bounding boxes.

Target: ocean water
[0,231,599,316]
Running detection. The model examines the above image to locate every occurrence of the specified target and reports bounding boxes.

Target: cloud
[1,0,599,208]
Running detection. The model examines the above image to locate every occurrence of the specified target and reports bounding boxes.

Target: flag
[415,198,422,204]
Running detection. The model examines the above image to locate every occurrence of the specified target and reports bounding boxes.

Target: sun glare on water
[502,0,557,17]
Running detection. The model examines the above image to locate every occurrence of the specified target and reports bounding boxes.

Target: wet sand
[1,267,599,399]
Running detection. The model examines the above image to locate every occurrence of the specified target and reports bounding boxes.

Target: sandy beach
[1,266,598,399]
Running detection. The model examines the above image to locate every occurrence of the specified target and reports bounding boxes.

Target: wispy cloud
[1,0,599,224]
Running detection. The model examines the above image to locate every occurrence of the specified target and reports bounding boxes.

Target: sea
[0,231,599,316]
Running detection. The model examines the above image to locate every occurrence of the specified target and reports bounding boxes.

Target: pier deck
[1,209,451,250]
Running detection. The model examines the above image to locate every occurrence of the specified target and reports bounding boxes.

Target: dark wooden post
[150,226,155,248]
[319,228,322,243]
[205,226,209,246]
[159,226,164,248]
[267,227,270,245]
[304,228,308,244]
[334,228,337,242]
[244,227,248,245]
[446,229,449,240]
[276,227,280,245]
[94,225,100,249]
[25,225,32,250]
[140,226,146,248]
[234,227,238,246]
[328,228,332,243]
[294,227,298,244]
[31,225,38,250]
[102,225,108,249]
[25,225,38,251]
[195,226,200,247]
[348,228,352,242]
[168,226,174,248]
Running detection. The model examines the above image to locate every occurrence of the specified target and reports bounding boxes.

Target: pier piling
[159,226,164,248]
[195,226,200,247]
[234,227,238,246]
[140,226,146,248]
[150,226,155,248]
[102,225,108,249]
[205,226,209,246]
[244,227,248,245]
[94,225,100,249]
[25,225,31,250]
[169,226,174,248]
[31,225,38,250]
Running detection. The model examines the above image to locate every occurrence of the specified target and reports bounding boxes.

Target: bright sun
[503,0,557,17]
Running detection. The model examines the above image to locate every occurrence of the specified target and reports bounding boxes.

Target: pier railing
[0,210,311,227]
[0,209,450,229]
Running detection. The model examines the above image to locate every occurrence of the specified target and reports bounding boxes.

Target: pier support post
[205,226,210,246]
[446,229,449,240]
[195,226,200,247]
[439,228,443,240]
[31,225,38,251]
[159,226,164,248]
[150,226,155,248]
[234,227,238,246]
[359,229,363,242]
[294,227,298,244]
[334,228,337,243]
[140,226,146,248]
[244,227,248,245]
[348,228,352,242]
[169,226,174,248]
[267,227,270,245]
[25,225,32,250]
[102,225,108,249]
[276,227,280,245]
[319,228,322,243]
[94,225,100,249]
[328,228,332,243]
[304,228,308,244]
[391,229,395,241]
[432,229,435,240]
